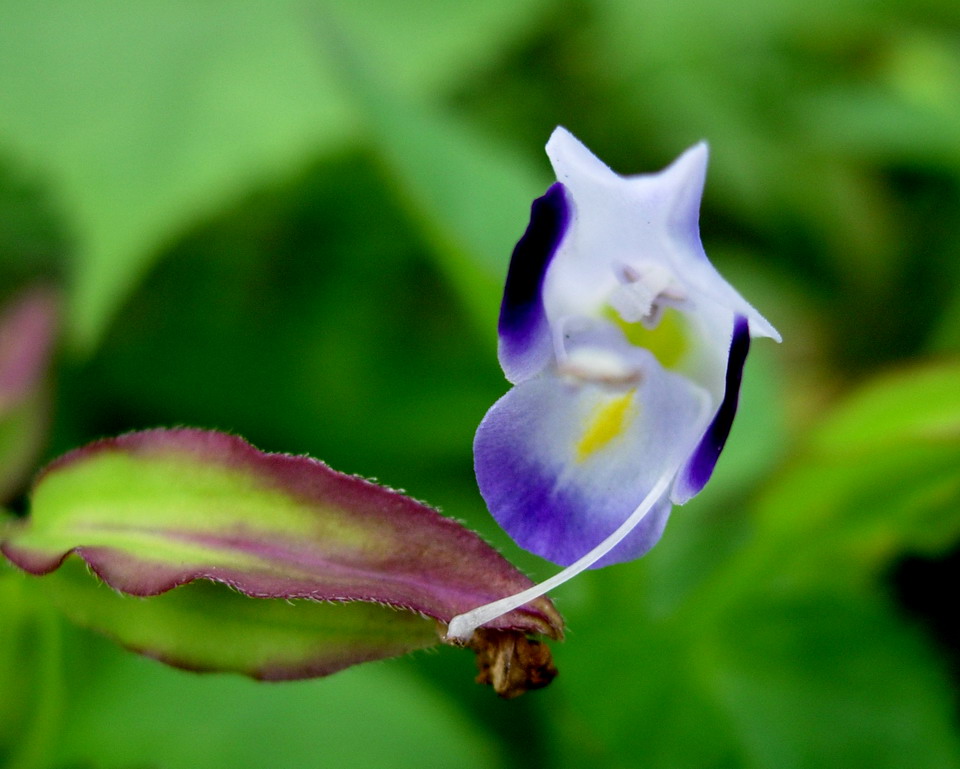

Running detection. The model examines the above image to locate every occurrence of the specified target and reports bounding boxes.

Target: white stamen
[558,346,641,386]
[610,262,687,325]
[444,467,675,642]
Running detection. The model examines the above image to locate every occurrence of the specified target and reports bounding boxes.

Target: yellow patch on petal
[605,307,689,370]
[576,390,636,462]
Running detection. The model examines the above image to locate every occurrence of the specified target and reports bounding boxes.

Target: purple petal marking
[3,429,563,639]
[475,419,673,567]
[473,371,702,568]
[674,315,751,502]
[498,182,569,383]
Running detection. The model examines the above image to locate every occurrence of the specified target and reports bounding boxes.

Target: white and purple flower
[447,127,779,640]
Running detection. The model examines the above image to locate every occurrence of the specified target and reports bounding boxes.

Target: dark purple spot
[498,183,569,379]
[681,315,750,496]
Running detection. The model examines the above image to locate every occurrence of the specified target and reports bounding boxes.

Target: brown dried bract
[467,628,558,699]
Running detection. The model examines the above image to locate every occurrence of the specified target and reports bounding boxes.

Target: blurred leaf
[0,571,32,754]
[0,1,345,353]
[0,571,63,769]
[546,550,960,769]
[931,288,960,352]
[2,429,562,677]
[546,582,741,769]
[753,359,960,584]
[811,360,960,449]
[0,287,58,501]
[0,0,550,352]
[800,27,960,168]
[708,589,960,769]
[0,160,68,282]
[53,622,504,769]
[318,12,547,335]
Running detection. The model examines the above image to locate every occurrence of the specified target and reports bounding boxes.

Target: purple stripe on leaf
[3,428,563,640]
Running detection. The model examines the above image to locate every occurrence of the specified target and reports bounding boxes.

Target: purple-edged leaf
[0,287,58,501]
[40,556,440,680]
[1,429,563,650]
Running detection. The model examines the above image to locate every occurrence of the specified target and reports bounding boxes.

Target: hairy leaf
[1,429,561,678]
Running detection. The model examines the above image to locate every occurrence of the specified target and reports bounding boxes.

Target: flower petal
[498,182,570,383]
[673,315,751,503]
[475,353,710,567]
[543,127,780,343]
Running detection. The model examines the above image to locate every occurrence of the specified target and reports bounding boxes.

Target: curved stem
[446,469,674,641]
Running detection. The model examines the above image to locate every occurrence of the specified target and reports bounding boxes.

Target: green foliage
[754,361,960,587]
[1,0,960,766]
[51,619,503,769]
[3,428,559,680]
[708,590,960,769]
[40,558,439,680]
[0,0,550,352]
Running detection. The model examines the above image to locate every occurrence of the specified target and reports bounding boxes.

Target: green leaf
[0,571,64,769]
[317,12,547,335]
[0,1,345,352]
[546,561,960,769]
[753,359,960,584]
[810,360,960,450]
[53,622,504,769]
[707,589,960,769]
[41,557,438,680]
[0,0,550,352]
[2,428,561,679]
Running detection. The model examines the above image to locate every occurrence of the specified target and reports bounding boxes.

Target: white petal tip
[663,141,709,189]
[750,315,783,343]
[546,126,613,181]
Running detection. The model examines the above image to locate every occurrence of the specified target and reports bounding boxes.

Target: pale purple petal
[475,353,708,567]
[498,183,569,384]
[673,315,751,503]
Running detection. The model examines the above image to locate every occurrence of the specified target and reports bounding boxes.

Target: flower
[446,127,779,640]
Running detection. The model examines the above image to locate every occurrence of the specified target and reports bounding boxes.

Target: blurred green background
[2,1,959,767]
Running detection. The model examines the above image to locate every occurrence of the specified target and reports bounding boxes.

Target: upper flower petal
[497,182,570,384]
[543,127,780,343]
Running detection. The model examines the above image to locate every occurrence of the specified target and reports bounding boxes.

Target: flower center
[601,262,690,371]
[608,263,685,324]
[604,306,689,370]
